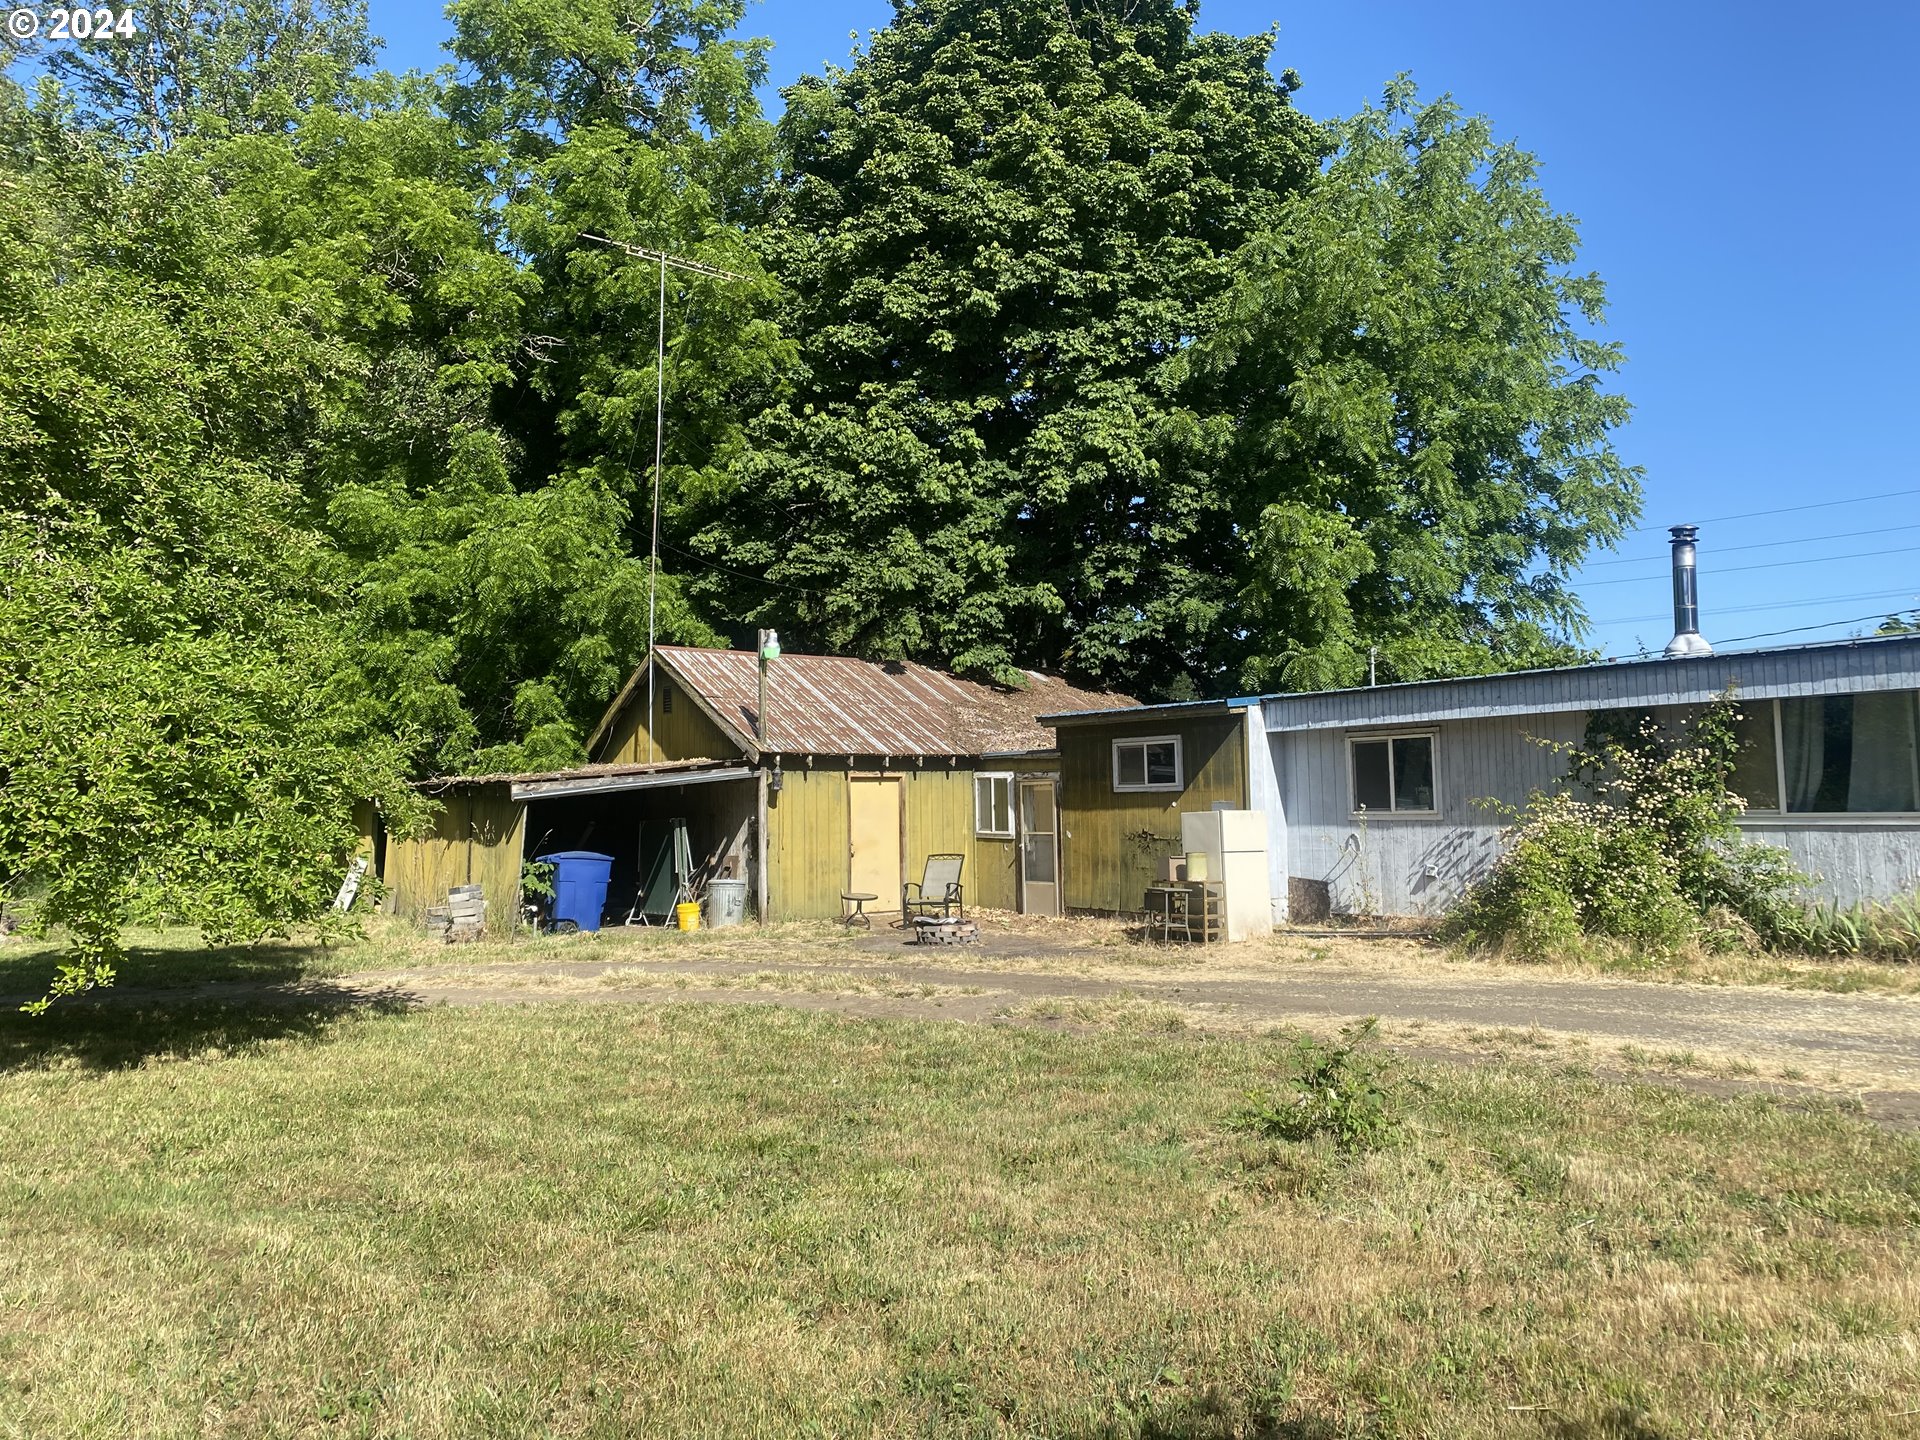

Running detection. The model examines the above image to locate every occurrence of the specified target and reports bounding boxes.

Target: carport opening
[522,778,755,927]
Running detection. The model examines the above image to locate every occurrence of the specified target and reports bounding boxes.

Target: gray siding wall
[1276,710,1920,916]
[1275,712,1586,918]
[1245,706,1288,921]
[1735,821,1920,907]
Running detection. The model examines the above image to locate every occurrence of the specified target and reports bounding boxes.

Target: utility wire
[658,539,825,598]
[1578,541,1920,587]
[1713,612,1916,647]
[1583,520,1920,568]
[1595,585,1920,627]
[1625,485,1920,533]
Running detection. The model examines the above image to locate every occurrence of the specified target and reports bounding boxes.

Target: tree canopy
[0,0,1641,993]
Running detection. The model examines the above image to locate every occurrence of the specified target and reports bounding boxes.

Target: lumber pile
[425,884,487,943]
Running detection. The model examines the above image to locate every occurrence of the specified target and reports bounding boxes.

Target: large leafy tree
[0,90,422,1001]
[690,0,1326,689]
[1190,82,1640,691]
[444,0,790,685]
[32,0,377,146]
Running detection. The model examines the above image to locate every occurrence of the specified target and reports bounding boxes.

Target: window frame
[1110,735,1185,794]
[973,771,1015,838]
[1734,693,1920,821]
[1346,730,1440,817]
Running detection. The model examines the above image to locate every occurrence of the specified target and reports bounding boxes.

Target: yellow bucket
[675,902,701,932]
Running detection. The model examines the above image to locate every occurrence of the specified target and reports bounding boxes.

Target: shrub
[1447,695,1802,958]
[1232,1018,1400,1153]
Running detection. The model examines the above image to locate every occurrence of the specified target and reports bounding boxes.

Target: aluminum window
[974,773,1014,837]
[1733,694,1920,816]
[1111,736,1183,793]
[1348,732,1438,814]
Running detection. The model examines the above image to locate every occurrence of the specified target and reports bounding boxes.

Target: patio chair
[902,853,965,924]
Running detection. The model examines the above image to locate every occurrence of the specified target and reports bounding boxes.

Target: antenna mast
[580,233,752,762]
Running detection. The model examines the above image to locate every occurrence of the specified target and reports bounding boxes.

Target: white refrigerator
[1180,809,1273,942]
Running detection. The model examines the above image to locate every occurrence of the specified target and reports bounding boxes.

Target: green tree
[1191,80,1639,691]
[1876,611,1918,635]
[440,0,788,712]
[0,90,420,1003]
[33,0,377,147]
[689,0,1325,688]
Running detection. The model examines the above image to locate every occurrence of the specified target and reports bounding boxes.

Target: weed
[1231,1017,1401,1153]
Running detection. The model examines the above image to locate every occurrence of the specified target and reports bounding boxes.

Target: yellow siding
[765,761,1053,920]
[598,670,741,764]
[382,784,526,932]
[765,765,851,920]
[1058,718,1246,913]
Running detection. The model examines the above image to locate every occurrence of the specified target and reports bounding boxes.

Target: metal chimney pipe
[1663,524,1713,658]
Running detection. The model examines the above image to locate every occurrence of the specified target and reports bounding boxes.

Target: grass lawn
[2,996,1916,1438]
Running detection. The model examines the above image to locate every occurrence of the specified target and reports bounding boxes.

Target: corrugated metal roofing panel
[657,646,1137,756]
[421,757,733,791]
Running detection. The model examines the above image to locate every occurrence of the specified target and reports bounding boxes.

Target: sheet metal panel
[660,646,1135,756]
[1259,635,1920,734]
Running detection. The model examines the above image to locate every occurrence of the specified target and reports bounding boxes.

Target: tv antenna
[580,233,753,762]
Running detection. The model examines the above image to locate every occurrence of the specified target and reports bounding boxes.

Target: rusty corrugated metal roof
[420,757,731,791]
[656,646,1138,756]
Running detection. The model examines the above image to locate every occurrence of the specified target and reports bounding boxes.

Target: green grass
[2,996,1916,1438]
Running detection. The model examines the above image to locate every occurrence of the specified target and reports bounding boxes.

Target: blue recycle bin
[535,851,615,933]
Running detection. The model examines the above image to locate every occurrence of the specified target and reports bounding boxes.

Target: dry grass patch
[2,999,1916,1438]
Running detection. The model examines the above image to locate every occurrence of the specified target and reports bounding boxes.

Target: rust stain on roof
[656,646,1138,756]
[421,757,731,791]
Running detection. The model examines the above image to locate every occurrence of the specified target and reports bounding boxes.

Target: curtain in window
[1847,692,1918,812]
[1781,698,1825,813]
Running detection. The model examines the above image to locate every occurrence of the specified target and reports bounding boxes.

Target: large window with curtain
[1730,693,1920,814]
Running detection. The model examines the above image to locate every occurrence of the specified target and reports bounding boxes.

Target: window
[1729,693,1920,815]
[1111,736,1183,792]
[974,773,1013,837]
[662,685,674,715]
[1348,733,1437,814]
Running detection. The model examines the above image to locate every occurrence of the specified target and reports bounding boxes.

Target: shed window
[974,773,1013,837]
[1349,733,1437,814]
[1111,736,1183,792]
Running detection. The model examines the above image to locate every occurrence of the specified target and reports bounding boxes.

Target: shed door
[1018,778,1060,917]
[848,775,904,905]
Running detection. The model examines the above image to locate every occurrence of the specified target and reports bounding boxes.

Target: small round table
[839,891,879,928]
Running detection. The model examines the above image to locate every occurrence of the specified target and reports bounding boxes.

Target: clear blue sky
[368,0,1920,660]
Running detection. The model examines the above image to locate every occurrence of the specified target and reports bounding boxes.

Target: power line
[1714,612,1915,647]
[1625,485,1920,533]
[658,540,824,598]
[1578,541,1920,587]
[1583,520,1920,568]
[1594,585,1920,627]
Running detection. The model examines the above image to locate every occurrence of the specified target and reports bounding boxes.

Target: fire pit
[911,916,980,946]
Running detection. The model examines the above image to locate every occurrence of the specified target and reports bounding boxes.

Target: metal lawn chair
[902,853,965,924]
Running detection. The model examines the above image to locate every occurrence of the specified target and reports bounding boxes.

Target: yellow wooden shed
[376,645,1136,927]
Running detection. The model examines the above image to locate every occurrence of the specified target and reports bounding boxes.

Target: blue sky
[367,0,1920,660]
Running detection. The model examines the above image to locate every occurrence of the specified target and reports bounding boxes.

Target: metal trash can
[706,878,748,928]
[535,851,614,933]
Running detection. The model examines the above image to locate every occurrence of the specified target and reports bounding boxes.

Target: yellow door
[848,775,903,907]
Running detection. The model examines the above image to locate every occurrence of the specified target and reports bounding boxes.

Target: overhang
[510,764,755,801]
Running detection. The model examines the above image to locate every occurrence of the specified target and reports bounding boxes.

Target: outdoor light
[760,629,781,662]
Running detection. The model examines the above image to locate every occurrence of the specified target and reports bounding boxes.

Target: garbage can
[536,851,615,933]
[707,878,748,928]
